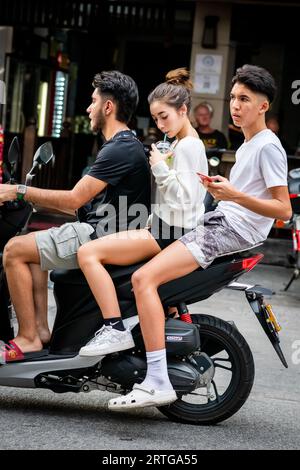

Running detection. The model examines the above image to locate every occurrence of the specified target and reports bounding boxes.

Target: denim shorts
[35,222,95,271]
[179,210,253,269]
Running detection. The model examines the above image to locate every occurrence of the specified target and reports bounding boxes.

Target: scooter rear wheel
[159,314,255,425]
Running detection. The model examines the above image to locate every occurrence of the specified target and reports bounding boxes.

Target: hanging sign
[194,54,223,94]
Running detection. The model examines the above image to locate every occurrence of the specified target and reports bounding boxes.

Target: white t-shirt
[218,129,288,244]
[150,136,207,229]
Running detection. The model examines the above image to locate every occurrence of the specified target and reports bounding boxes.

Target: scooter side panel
[49,268,139,354]
[0,355,103,388]
[50,279,103,354]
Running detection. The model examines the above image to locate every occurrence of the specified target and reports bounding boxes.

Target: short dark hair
[93,71,139,124]
[232,64,276,104]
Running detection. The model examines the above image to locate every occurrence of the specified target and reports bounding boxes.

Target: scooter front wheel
[159,314,255,425]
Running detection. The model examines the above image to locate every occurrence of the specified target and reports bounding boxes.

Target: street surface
[0,264,299,450]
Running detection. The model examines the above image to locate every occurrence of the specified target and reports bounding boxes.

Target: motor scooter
[0,139,288,425]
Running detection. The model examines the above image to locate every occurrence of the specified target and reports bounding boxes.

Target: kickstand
[284,268,299,291]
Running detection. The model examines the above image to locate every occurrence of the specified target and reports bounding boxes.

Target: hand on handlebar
[0,184,17,205]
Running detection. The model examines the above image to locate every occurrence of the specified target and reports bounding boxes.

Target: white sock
[142,349,174,391]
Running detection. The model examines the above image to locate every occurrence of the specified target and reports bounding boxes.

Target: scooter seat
[50,257,227,286]
[50,243,261,286]
[49,247,263,354]
[50,261,146,285]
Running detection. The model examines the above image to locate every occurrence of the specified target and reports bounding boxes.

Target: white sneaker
[79,325,135,356]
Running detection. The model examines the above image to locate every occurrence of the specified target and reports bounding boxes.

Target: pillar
[189,2,235,135]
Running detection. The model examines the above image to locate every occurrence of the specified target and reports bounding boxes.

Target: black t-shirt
[196,129,228,149]
[77,130,151,236]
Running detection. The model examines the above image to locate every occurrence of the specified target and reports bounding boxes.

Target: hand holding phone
[196,172,214,183]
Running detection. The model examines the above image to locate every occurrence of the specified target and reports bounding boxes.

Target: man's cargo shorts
[35,222,95,271]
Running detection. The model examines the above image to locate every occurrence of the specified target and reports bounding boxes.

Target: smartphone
[196,172,214,183]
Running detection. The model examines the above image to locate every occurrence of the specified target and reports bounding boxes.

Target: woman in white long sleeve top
[77,68,208,357]
[150,134,207,249]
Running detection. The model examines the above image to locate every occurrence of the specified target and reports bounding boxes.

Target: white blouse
[150,136,208,229]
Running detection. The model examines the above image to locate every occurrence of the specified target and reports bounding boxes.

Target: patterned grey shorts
[179,210,253,269]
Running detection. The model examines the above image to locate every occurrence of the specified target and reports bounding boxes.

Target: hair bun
[165,68,193,90]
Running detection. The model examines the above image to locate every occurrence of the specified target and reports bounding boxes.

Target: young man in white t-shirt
[107,64,292,411]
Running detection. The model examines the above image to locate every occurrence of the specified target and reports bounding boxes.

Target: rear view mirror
[33,141,54,166]
[7,137,20,181]
[25,141,54,186]
[8,137,20,166]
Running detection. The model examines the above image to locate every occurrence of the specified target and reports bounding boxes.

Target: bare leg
[107,241,200,407]
[30,264,50,344]
[3,232,44,352]
[77,229,161,319]
[131,240,199,352]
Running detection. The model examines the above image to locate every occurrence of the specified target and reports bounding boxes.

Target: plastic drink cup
[155,140,172,154]
[155,140,174,167]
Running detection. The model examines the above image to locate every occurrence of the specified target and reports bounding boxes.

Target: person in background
[194,101,228,149]
[266,115,295,155]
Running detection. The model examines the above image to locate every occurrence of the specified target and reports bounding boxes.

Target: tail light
[241,254,264,272]
[275,219,286,228]
[290,194,300,199]
[292,229,300,252]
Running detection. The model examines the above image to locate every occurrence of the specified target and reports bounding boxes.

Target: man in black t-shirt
[0,71,150,357]
[194,102,228,149]
[77,129,150,236]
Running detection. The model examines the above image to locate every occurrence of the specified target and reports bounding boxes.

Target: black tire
[159,314,255,425]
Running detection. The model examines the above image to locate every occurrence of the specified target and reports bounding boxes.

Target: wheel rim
[174,328,242,413]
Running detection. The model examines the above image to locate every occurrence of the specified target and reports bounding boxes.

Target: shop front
[1,0,300,191]
[0,1,195,189]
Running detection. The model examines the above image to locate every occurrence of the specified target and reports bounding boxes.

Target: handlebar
[2,199,28,212]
